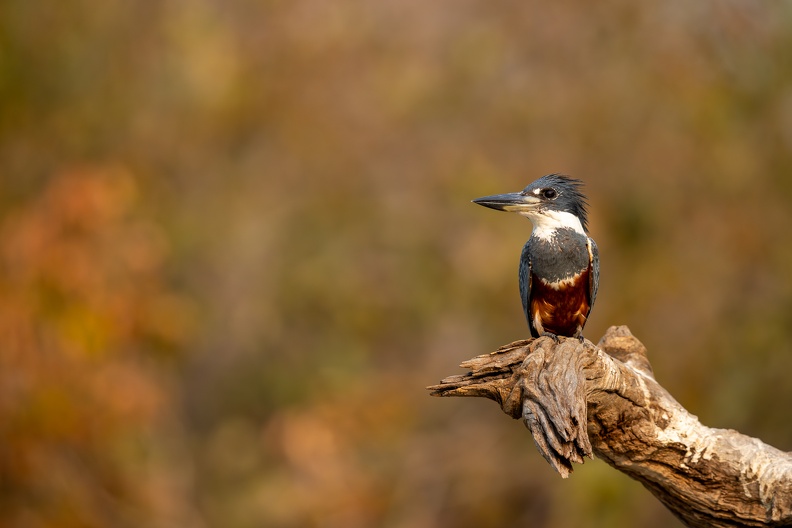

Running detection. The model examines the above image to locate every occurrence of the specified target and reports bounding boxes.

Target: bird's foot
[577,334,585,344]
[540,332,560,343]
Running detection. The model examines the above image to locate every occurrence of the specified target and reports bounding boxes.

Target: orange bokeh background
[2,2,792,527]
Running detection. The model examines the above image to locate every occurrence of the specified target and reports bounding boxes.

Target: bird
[473,174,599,341]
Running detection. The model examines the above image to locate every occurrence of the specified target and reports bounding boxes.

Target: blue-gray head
[473,174,590,234]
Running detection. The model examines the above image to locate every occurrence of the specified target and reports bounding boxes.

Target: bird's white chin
[520,210,585,239]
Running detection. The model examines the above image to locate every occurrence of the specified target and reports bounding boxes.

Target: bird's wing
[519,240,537,336]
[587,237,600,309]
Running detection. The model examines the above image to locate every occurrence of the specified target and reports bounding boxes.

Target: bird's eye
[542,188,557,199]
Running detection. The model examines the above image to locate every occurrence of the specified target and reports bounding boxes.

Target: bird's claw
[540,332,560,343]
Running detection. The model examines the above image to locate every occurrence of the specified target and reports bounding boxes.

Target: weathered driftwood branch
[428,326,792,527]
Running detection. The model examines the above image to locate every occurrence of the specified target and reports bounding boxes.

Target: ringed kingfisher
[473,174,599,340]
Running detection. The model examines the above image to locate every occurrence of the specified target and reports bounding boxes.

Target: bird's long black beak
[472,192,539,212]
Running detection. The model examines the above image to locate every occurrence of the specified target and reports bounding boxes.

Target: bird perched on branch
[473,174,599,340]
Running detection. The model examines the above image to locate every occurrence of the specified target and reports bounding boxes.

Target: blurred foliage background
[2,1,792,527]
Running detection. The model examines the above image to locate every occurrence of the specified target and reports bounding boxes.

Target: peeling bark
[428,326,792,527]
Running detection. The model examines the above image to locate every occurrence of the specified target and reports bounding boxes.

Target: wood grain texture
[428,326,792,527]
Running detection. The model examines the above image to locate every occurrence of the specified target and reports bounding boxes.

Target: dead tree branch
[428,326,792,527]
